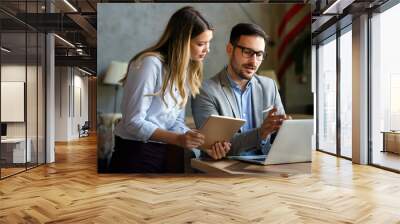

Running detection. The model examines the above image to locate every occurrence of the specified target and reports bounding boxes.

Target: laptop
[228,119,313,165]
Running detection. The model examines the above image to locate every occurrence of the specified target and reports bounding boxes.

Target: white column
[45,1,55,163]
[46,32,55,163]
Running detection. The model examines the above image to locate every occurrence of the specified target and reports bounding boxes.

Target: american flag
[276,4,312,83]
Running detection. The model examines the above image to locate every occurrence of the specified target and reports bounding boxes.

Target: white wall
[55,67,69,141]
[72,73,89,138]
[55,67,89,141]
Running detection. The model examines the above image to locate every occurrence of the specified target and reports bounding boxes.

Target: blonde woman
[110,6,231,173]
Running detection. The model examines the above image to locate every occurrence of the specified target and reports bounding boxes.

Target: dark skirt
[108,136,183,173]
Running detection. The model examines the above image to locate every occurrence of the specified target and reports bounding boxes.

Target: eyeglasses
[234,44,266,61]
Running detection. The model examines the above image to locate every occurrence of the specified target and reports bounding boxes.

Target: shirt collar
[225,66,253,92]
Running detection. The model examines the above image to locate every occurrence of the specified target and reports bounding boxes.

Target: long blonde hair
[122,6,213,108]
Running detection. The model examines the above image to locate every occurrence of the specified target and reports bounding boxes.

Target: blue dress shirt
[226,73,254,132]
[226,73,270,155]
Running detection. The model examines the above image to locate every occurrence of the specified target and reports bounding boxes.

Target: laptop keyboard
[252,157,267,161]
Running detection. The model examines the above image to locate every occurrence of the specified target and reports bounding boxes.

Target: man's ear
[226,43,233,56]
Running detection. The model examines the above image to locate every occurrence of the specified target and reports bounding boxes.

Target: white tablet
[198,115,245,150]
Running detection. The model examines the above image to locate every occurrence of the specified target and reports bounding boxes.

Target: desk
[191,158,311,176]
[1,138,31,163]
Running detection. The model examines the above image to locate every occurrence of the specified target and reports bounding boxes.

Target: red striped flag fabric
[276,4,311,82]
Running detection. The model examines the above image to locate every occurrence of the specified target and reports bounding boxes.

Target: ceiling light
[323,0,341,14]
[78,67,93,76]
[54,34,75,48]
[63,0,78,12]
[322,0,354,15]
[1,47,11,53]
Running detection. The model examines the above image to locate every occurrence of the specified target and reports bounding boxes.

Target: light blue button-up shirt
[226,73,271,155]
[226,73,254,133]
[114,56,190,142]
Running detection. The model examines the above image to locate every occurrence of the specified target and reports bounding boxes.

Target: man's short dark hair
[229,23,268,46]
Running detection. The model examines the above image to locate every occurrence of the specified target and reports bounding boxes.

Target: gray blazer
[191,67,285,155]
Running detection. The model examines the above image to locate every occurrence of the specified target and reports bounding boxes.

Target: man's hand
[259,107,290,139]
[176,129,205,149]
[204,141,231,160]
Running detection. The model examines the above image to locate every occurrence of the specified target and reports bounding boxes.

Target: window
[0,1,47,179]
[339,28,352,158]
[317,36,337,154]
[371,2,400,171]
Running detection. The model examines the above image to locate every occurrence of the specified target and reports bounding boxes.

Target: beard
[237,69,251,80]
[230,58,257,81]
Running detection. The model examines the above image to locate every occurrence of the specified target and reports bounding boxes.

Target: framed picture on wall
[1,81,25,122]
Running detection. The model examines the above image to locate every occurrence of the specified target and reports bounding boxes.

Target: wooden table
[191,158,311,176]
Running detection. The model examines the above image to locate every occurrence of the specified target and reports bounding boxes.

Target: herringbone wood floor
[1,135,400,223]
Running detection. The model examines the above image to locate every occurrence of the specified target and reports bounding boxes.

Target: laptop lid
[263,119,313,165]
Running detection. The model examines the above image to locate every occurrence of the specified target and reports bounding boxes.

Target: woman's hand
[204,141,231,160]
[176,129,205,149]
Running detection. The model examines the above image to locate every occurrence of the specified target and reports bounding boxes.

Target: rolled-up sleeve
[121,57,160,141]
[169,109,190,134]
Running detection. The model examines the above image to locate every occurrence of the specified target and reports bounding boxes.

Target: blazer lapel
[251,77,264,127]
[218,69,240,118]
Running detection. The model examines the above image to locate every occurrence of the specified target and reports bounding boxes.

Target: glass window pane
[0,1,46,179]
[27,31,38,169]
[317,37,337,154]
[371,3,400,171]
[38,33,46,165]
[340,29,352,158]
[1,30,28,177]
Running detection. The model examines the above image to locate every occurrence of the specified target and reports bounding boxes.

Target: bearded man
[192,23,290,157]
